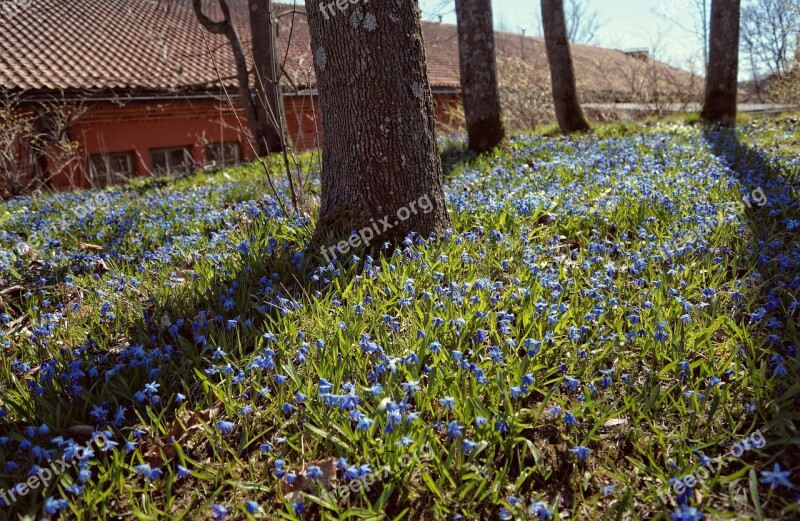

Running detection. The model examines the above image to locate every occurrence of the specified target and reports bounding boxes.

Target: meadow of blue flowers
[0,118,798,520]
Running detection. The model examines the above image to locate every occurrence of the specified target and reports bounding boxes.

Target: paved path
[584,103,799,114]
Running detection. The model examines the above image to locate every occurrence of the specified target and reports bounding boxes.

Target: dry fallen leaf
[535,212,556,226]
[143,404,223,467]
[94,259,109,275]
[279,457,338,503]
[65,425,96,440]
[77,242,104,253]
[0,285,25,302]
[602,418,627,429]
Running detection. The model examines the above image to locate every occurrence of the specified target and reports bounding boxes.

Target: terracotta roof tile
[0,0,694,96]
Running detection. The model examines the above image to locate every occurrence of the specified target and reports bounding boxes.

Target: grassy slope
[0,117,798,520]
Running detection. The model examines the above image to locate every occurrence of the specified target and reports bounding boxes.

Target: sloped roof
[0,0,693,97]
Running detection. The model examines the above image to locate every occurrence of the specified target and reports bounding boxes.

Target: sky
[418,0,708,73]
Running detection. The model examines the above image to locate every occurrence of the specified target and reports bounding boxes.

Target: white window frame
[150,146,194,176]
[204,141,241,170]
[87,152,134,187]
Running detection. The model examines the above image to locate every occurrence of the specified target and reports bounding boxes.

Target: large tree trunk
[701,0,741,126]
[249,0,288,153]
[541,0,591,133]
[305,1,451,249]
[455,0,504,153]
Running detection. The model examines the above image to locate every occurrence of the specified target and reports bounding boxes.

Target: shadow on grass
[0,228,334,514]
[700,124,800,507]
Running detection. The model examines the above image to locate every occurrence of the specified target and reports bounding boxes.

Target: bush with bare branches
[766,71,800,103]
[0,93,85,198]
[496,56,556,132]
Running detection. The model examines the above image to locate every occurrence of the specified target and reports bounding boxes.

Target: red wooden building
[2,0,465,189]
[0,0,695,191]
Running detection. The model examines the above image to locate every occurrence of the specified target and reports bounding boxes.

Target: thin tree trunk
[701,0,741,126]
[304,1,450,249]
[249,0,288,153]
[541,0,591,133]
[455,0,505,153]
[193,0,267,156]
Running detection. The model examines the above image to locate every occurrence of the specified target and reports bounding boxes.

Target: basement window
[87,152,135,188]
[150,147,194,176]
[204,141,241,169]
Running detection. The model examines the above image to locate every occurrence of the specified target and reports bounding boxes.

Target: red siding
[51,92,462,188]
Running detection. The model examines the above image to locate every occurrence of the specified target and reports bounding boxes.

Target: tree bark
[304,1,451,249]
[193,0,282,156]
[249,0,288,153]
[455,0,505,153]
[701,0,741,126]
[541,0,591,133]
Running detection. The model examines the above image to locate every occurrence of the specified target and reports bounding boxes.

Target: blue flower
[570,445,591,460]
[217,420,235,435]
[356,417,374,431]
[439,396,456,411]
[760,463,793,489]
[528,500,552,520]
[670,505,704,521]
[176,465,191,479]
[563,376,581,393]
[134,463,162,480]
[292,501,304,514]
[523,338,541,357]
[396,436,414,447]
[246,500,260,514]
[447,420,464,440]
[401,380,421,396]
[43,497,69,515]
[211,503,229,520]
[306,465,324,480]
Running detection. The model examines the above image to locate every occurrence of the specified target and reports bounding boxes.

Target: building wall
[432,92,464,132]
[51,91,463,188]
[60,98,253,188]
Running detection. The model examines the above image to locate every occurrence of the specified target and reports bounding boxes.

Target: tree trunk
[304,1,451,250]
[455,0,505,153]
[541,0,591,133]
[249,0,288,153]
[701,0,741,126]
[193,0,279,157]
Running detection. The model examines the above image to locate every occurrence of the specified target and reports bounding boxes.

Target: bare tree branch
[192,0,228,33]
[191,0,261,154]
[564,0,603,44]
